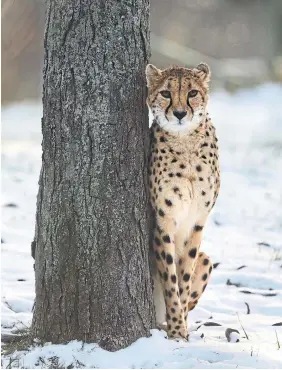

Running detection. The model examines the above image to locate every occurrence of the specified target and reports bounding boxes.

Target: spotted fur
[147,63,220,341]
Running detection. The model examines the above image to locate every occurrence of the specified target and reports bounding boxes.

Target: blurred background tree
[2,0,282,105]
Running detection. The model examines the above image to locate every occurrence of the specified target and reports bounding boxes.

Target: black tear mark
[187,99,194,116]
[165,98,172,121]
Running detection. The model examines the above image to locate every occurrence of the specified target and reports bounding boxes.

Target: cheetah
[146,63,220,341]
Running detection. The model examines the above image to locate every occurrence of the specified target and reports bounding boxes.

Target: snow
[2,329,282,369]
[2,85,282,368]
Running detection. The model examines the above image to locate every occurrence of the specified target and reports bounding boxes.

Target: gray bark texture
[32,0,155,351]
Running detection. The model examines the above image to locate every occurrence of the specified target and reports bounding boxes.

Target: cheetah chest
[149,128,220,231]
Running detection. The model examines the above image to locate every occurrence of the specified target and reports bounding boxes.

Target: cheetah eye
[188,89,198,98]
[160,90,171,99]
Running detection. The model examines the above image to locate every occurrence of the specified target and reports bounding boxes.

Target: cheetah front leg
[153,225,188,341]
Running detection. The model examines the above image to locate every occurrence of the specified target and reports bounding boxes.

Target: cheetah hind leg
[188,252,213,312]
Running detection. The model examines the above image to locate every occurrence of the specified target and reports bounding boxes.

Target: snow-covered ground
[2,85,282,368]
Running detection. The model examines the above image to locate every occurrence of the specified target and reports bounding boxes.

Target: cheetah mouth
[164,116,189,126]
[176,118,186,125]
[164,114,191,126]
[158,115,201,133]
[171,119,191,127]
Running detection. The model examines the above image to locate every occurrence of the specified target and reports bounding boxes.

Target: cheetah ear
[193,63,211,83]
[145,64,162,87]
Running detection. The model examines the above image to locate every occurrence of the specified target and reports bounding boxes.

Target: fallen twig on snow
[275,329,280,350]
[225,328,240,343]
[245,302,250,314]
[236,265,247,270]
[236,312,249,340]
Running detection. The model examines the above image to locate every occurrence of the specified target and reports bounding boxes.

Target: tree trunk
[32,0,154,351]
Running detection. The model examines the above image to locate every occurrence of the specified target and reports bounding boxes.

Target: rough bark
[32,0,154,351]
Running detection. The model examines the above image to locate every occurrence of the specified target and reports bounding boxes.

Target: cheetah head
[145,63,210,133]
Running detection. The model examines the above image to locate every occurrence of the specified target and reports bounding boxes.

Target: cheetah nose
[173,111,187,120]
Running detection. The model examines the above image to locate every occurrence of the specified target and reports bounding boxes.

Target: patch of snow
[2,85,282,368]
